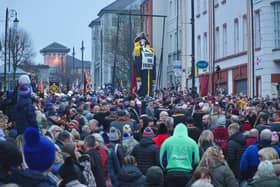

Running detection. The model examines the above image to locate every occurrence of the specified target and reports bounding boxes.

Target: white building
[195,0,280,97]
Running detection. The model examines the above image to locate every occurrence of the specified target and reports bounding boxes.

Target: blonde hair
[198,130,214,148]
[198,146,227,170]
[258,147,279,161]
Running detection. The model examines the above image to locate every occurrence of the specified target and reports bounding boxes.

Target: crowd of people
[1,74,280,187]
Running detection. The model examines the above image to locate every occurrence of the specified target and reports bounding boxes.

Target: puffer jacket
[131,137,159,174]
[211,162,239,187]
[118,166,146,187]
[226,132,246,179]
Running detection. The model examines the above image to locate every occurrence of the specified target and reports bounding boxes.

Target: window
[169,34,173,52]
[236,79,247,95]
[273,3,280,48]
[255,10,261,49]
[203,32,208,59]
[179,29,182,50]
[203,0,207,13]
[234,19,239,53]
[169,0,173,16]
[222,24,227,56]
[215,27,220,59]
[174,32,177,52]
[243,15,248,51]
[197,35,201,60]
[197,0,200,15]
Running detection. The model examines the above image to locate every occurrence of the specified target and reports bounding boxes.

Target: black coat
[10,169,56,187]
[118,166,146,187]
[131,137,159,174]
[86,149,106,187]
[226,132,246,179]
[15,97,37,134]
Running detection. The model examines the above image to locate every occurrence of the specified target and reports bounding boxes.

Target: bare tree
[110,14,141,87]
[1,27,35,82]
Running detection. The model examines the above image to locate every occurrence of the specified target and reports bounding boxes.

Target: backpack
[107,143,121,187]
[79,154,97,187]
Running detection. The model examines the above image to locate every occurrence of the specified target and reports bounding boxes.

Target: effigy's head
[134,32,150,45]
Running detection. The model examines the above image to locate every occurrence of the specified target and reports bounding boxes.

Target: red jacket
[153,134,169,148]
[97,147,108,177]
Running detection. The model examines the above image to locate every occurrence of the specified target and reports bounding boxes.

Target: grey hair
[255,160,276,178]
[260,129,272,141]
[166,117,174,125]
[191,179,214,187]
[88,119,99,126]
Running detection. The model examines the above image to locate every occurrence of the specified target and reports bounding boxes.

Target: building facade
[195,0,280,97]
[89,0,143,90]
[40,42,90,88]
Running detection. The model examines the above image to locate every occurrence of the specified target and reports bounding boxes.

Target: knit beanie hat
[145,166,164,185]
[109,126,121,141]
[18,83,31,98]
[0,140,22,169]
[143,127,154,137]
[68,120,80,130]
[23,127,55,172]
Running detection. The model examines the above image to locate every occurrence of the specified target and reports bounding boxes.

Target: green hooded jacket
[160,123,200,172]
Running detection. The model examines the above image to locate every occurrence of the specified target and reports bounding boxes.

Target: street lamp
[4,8,19,92]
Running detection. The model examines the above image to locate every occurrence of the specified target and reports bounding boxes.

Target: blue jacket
[15,97,37,134]
[240,142,280,179]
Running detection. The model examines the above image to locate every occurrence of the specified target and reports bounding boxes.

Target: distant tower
[40,42,70,81]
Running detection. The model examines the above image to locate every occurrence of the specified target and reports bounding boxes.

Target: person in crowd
[246,128,259,147]
[12,127,57,186]
[0,140,23,185]
[58,157,86,187]
[122,124,139,156]
[190,179,214,187]
[45,125,63,141]
[247,160,280,187]
[240,129,280,180]
[185,116,201,142]
[197,130,215,157]
[255,114,270,133]
[202,114,212,130]
[110,110,135,136]
[132,127,159,174]
[160,123,200,187]
[144,166,164,187]
[55,130,72,150]
[14,83,37,135]
[92,133,109,178]
[153,123,169,148]
[226,122,246,180]
[186,167,213,187]
[83,135,106,187]
[117,155,146,187]
[157,111,169,124]
[166,116,174,135]
[197,146,238,187]
[258,147,280,177]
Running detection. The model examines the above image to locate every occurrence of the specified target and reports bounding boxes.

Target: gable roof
[40,42,70,54]
[88,17,101,28]
[97,0,137,16]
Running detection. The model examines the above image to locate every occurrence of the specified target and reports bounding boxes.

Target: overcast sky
[0,0,115,63]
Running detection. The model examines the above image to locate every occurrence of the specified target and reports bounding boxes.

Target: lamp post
[4,8,19,92]
[81,41,85,94]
